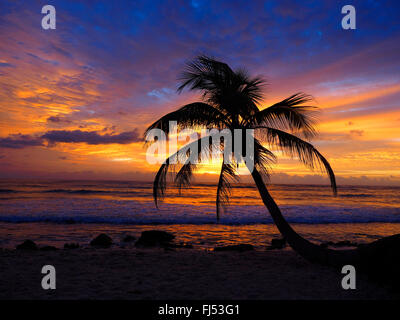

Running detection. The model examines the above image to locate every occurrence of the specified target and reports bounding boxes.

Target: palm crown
[145,55,336,219]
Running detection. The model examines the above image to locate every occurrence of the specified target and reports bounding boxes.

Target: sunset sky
[0,0,399,186]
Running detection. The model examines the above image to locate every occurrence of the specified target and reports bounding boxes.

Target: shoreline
[2,221,400,251]
[0,247,396,300]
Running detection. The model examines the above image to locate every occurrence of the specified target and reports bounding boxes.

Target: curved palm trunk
[251,168,360,267]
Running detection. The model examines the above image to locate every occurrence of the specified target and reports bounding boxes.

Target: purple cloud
[47,115,72,124]
[0,128,142,149]
[0,134,43,149]
[42,129,141,145]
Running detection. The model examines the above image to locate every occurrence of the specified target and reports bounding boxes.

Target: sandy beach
[0,247,396,300]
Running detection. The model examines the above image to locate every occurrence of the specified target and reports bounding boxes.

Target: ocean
[1,180,400,249]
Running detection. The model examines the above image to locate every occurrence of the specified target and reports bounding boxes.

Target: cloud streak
[0,134,43,149]
[42,129,142,145]
[0,129,142,148]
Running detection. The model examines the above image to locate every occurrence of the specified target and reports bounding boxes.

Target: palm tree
[144,55,381,267]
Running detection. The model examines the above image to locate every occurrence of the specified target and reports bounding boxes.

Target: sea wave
[0,189,16,193]
[0,199,399,225]
[43,189,113,194]
[339,194,373,198]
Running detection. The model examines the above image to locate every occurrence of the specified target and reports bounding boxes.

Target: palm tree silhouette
[145,56,396,267]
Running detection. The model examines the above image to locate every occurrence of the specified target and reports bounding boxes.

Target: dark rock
[40,245,58,251]
[271,238,286,249]
[214,244,254,252]
[90,234,113,247]
[357,234,400,291]
[122,235,136,242]
[335,240,351,246]
[135,230,175,247]
[319,241,334,248]
[64,243,79,249]
[16,240,38,251]
[333,240,358,247]
[319,241,359,248]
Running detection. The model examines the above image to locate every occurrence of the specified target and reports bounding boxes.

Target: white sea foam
[0,198,399,225]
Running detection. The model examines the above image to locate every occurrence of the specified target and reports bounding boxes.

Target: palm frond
[255,126,337,195]
[144,102,228,140]
[177,56,265,122]
[253,93,318,139]
[177,55,234,93]
[216,161,239,220]
[153,160,169,209]
[253,137,276,182]
[235,68,266,105]
[153,134,222,206]
[174,161,197,194]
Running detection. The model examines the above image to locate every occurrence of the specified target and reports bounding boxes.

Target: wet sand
[0,247,395,300]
